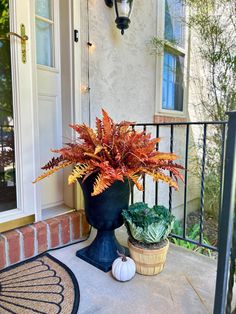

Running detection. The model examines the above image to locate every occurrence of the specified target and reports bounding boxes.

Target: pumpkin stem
[117,250,127,262]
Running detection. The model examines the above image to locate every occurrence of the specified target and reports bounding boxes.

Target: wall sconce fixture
[105,0,134,35]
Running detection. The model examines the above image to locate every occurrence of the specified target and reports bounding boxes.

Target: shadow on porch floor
[49,226,223,314]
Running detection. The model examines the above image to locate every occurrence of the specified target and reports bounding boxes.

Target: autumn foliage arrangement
[34,110,184,196]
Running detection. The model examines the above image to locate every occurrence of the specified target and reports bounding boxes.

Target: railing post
[214,111,236,314]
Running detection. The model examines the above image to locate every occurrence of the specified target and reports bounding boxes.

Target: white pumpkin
[112,253,136,282]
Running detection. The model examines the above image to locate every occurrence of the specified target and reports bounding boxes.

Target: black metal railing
[132,120,227,252]
[214,111,236,314]
[0,125,16,187]
[132,115,236,313]
[0,125,16,212]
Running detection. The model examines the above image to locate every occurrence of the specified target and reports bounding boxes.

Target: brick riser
[0,210,90,270]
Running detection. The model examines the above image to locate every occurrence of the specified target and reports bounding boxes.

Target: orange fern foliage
[34,110,184,196]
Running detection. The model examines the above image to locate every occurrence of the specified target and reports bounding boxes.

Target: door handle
[6,24,28,64]
[6,32,28,41]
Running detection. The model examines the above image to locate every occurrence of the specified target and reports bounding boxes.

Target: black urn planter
[76,174,131,272]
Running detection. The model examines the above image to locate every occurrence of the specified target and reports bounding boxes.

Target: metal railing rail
[214,111,236,314]
[131,120,228,252]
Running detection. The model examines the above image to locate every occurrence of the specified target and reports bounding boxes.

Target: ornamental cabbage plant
[122,202,175,243]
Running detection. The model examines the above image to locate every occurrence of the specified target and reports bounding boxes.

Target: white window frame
[155,0,190,118]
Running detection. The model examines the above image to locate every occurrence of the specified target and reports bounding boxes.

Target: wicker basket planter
[128,239,169,276]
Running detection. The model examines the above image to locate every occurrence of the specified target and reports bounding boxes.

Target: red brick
[70,212,81,240]
[34,222,48,253]
[154,115,187,124]
[81,212,90,236]
[46,218,59,248]
[0,236,6,269]
[20,226,34,258]
[58,215,70,244]
[4,230,20,264]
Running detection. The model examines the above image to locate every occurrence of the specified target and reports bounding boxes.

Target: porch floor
[50,227,218,314]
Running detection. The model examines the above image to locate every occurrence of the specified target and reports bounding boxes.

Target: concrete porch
[50,227,222,314]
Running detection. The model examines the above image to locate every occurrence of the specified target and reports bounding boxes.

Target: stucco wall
[80,0,157,126]
[79,0,200,216]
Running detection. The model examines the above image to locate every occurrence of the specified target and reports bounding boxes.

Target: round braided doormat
[0,253,79,314]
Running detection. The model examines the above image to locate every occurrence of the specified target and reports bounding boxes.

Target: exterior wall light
[105,0,134,35]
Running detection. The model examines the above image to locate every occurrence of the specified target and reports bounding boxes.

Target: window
[165,0,185,48]
[35,0,54,67]
[162,51,184,111]
[158,0,186,113]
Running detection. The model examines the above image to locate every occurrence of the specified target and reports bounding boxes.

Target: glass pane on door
[36,19,53,66]
[0,0,17,212]
[35,0,52,19]
[35,0,54,67]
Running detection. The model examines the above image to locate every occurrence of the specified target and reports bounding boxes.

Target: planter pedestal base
[76,230,129,272]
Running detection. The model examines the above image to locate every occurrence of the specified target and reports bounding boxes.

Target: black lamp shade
[115,0,133,18]
[114,0,133,35]
[105,0,134,35]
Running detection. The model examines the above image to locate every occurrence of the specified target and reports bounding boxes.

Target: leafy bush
[171,220,212,257]
[122,202,175,244]
[204,172,221,218]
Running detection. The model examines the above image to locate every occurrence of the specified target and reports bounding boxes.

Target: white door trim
[72,0,82,125]
[72,0,84,210]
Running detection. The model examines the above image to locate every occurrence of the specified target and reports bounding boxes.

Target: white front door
[34,0,80,220]
[0,0,37,225]
[0,0,81,227]
[35,0,63,212]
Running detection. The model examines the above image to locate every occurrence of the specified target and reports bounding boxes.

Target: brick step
[0,210,90,270]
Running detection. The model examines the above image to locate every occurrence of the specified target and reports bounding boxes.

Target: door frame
[73,0,84,211]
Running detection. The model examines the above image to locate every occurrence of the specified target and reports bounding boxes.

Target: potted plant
[122,202,175,275]
[34,110,183,272]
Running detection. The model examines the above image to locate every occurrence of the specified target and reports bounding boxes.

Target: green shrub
[171,220,212,257]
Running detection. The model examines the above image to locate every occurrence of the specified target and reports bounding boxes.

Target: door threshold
[42,204,74,220]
